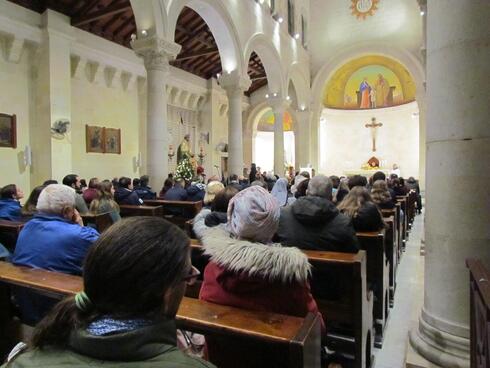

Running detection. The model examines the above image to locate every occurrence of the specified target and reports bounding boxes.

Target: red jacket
[193,209,325,333]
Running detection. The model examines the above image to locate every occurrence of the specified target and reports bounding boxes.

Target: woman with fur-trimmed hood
[193,186,324,328]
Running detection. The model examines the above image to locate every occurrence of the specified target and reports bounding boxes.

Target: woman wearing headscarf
[193,186,324,329]
[270,178,289,207]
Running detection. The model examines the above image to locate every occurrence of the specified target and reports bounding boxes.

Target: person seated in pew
[63,174,89,214]
[114,177,143,206]
[271,178,289,207]
[187,182,206,202]
[250,180,268,189]
[2,217,215,368]
[394,177,409,196]
[195,186,239,228]
[0,184,24,221]
[43,179,58,185]
[337,186,386,232]
[13,184,100,274]
[193,186,325,333]
[82,177,99,205]
[406,176,422,213]
[371,180,396,210]
[134,175,157,200]
[347,174,368,189]
[159,178,174,198]
[372,171,397,204]
[11,184,100,324]
[277,175,358,253]
[202,181,224,208]
[89,180,121,223]
[163,178,189,202]
[21,185,46,217]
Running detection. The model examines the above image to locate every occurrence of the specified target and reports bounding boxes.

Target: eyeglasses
[181,265,201,286]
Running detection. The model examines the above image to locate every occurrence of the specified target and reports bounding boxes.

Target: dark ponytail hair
[31,217,190,348]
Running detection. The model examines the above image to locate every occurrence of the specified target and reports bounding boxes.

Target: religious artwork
[175,134,195,180]
[257,109,293,132]
[86,125,104,153]
[86,125,121,154]
[365,117,383,151]
[0,113,17,148]
[323,55,417,110]
[361,157,380,170]
[350,0,379,20]
[104,128,121,154]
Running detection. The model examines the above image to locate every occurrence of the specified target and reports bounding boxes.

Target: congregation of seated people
[0,165,420,367]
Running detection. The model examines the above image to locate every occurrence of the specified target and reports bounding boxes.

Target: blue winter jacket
[12,213,100,275]
[0,199,22,221]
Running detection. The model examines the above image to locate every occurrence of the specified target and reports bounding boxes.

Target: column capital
[132,36,182,72]
[218,70,251,95]
[268,96,290,113]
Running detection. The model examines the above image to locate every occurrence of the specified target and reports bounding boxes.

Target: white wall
[254,131,295,172]
[319,101,419,178]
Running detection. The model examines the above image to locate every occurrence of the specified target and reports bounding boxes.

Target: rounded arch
[167,0,243,74]
[309,42,426,168]
[244,33,285,96]
[130,0,167,38]
[286,62,309,109]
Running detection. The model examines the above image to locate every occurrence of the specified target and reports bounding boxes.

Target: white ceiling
[309,0,423,77]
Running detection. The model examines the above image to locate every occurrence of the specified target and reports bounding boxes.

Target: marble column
[269,97,290,177]
[132,36,181,189]
[218,71,251,178]
[409,2,490,367]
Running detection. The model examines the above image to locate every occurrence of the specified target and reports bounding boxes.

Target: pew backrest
[119,205,164,217]
[0,261,321,368]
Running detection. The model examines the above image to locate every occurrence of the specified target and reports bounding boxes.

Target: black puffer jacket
[114,188,142,206]
[277,196,359,253]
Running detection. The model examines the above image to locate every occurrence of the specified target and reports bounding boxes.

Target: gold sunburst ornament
[350,0,380,20]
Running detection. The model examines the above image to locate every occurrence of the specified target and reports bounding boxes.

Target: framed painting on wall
[0,113,17,148]
[86,125,105,153]
[104,128,121,154]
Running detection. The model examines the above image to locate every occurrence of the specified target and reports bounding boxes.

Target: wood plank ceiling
[8,0,268,95]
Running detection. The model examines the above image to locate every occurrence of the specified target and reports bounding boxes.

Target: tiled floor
[374,213,424,368]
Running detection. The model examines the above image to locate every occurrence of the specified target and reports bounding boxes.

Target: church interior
[0,0,488,367]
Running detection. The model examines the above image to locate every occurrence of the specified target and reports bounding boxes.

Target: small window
[288,0,295,36]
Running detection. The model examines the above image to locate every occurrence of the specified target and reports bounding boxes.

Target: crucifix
[365,117,383,152]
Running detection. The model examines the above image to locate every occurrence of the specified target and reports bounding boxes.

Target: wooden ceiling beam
[176,25,215,49]
[72,2,131,27]
[73,0,99,18]
[175,47,219,61]
[113,14,134,35]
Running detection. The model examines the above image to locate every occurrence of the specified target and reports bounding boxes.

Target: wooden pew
[466,259,490,368]
[356,230,389,348]
[190,241,374,368]
[383,216,397,306]
[119,204,164,217]
[81,212,114,233]
[396,196,408,244]
[0,220,25,252]
[0,262,321,368]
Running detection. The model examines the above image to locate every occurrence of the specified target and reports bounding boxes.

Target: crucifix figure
[365,117,383,152]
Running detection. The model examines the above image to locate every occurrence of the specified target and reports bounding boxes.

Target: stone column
[409,2,490,367]
[132,36,181,189]
[269,97,290,177]
[295,110,311,170]
[218,71,251,178]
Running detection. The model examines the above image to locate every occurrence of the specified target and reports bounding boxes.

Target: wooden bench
[189,241,374,368]
[396,196,408,244]
[119,205,164,217]
[143,200,202,227]
[81,212,114,233]
[0,220,25,252]
[0,261,321,368]
[466,258,490,368]
[383,216,397,305]
[382,208,402,261]
[356,230,389,348]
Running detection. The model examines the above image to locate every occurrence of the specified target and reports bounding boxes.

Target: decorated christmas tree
[175,156,194,181]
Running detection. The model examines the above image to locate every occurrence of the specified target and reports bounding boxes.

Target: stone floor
[374,212,425,368]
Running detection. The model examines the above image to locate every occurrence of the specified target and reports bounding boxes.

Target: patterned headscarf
[227,186,280,243]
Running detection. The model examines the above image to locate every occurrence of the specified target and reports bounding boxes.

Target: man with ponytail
[3,217,214,367]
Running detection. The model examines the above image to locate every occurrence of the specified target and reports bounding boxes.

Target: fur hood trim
[193,209,310,283]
